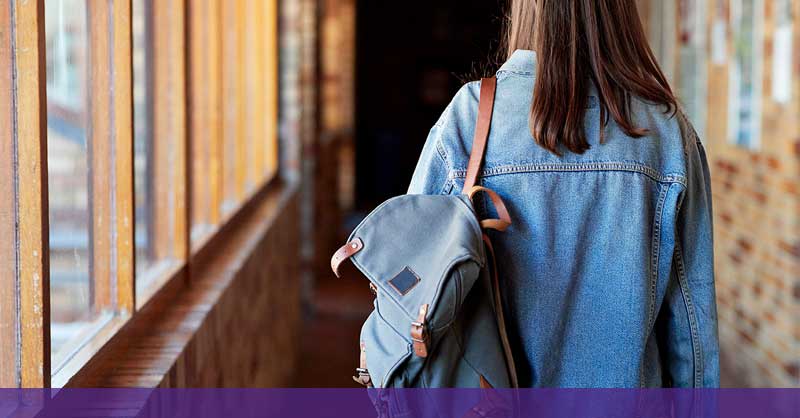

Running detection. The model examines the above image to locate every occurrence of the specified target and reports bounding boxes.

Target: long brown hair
[505,0,677,154]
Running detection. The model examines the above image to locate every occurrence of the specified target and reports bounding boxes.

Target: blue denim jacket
[408,50,719,388]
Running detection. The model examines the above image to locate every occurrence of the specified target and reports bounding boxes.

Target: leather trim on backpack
[410,304,430,358]
[331,238,364,277]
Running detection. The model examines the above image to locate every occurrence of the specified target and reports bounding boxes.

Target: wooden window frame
[2,0,281,389]
[188,0,223,249]
[48,0,135,387]
[1,0,51,388]
[135,0,190,307]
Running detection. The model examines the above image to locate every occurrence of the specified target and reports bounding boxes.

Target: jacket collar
[498,49,537,76]
[499,49,599,105]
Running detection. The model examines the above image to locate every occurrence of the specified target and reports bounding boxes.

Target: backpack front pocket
[360,304,413,388]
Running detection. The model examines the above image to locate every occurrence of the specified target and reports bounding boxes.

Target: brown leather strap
[462,77,497,193]
[467,186,512,231]
[482,234,519,388]
[410,304,429,358]
[353,341,372,387]
[331,238,364,278]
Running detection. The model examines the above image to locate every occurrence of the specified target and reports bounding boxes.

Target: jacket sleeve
[407,120,451,195]
[657,132,720,387]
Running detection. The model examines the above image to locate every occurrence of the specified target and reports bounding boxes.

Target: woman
[409,0,719,387]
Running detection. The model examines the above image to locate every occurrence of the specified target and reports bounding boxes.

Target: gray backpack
[331,77,518,397]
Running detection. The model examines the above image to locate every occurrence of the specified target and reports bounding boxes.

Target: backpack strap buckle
[353,341,373,387]
[353,368,372,387]
[410,304,430,358]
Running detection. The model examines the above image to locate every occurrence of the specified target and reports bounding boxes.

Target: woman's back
[408,50,719,387]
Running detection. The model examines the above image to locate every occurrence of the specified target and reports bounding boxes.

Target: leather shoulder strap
[462,77,497,193]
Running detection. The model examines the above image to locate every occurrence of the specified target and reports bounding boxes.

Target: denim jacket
[408,50,719,388]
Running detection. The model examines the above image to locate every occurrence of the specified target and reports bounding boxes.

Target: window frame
[49,0,135,386]
[1,0,52,388]
[134,0,190,307]
[1,0,282,388]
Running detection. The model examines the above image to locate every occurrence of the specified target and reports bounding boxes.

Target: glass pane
[45,0,97,365]
[133,0,153,275]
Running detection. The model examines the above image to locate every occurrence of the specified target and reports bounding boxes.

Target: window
[45,0,98,368]
[1,0,280,388]
[220,0,279,216]
[132,0,186,299]
[45,0,134,383]
[728,0,764,149]
[132,0,156,278]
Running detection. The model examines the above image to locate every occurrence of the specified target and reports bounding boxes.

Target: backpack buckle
[353,368,372,387]
[410,304,430,357]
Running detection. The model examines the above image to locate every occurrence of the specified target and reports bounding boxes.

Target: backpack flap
[348,193,485,329]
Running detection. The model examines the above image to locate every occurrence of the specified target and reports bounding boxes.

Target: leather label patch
[388,267,420,296]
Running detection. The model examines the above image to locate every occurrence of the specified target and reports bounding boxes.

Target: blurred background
[42,0,797,388]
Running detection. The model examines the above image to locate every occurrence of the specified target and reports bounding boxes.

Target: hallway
[292,278,370,388]
[0,0,796,391]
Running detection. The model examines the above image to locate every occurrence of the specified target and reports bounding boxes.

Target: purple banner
[0,389,796,418]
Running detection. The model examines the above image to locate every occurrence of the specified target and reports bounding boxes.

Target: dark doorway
[354,0,505,209]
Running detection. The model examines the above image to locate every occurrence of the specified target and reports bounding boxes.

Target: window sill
[51,314,130,388]
[135,260,186,311]
[62,178,300,387]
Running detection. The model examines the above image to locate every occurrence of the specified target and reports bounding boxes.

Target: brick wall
[643,0,799,387]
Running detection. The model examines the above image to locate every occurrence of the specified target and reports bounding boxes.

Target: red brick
[737,329,755,344]
[783,180,798,196]
[778,240,800,258]
[738,238,753,253]
[764,311,776,323]
[766,156,781,170]
[784,363,799,380]
[753,282,762,297]
[752,190,767,204]
[734,307,745,321]
[723,180,734,191]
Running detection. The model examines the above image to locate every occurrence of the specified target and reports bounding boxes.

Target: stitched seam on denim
[436,141,449,166]
[641,183,669,387]
[452,162,687,185]
[436,139,454,195]
[496,69,535,77]
[675,243,704,387]
[648,184,671,330]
